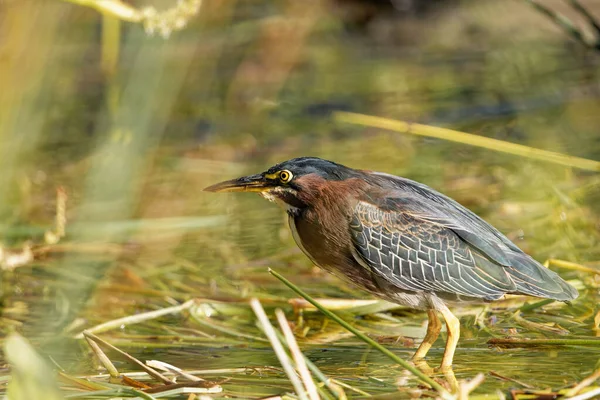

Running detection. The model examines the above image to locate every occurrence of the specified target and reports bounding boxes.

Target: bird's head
[204,157,363,212]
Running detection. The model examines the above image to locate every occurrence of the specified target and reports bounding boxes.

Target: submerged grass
[3,217,599,398]
[2,209,597,398]
[2,271,600,399]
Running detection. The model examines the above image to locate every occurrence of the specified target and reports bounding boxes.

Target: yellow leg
[413,309,442,360]
[414,358,458,393]
[438,305,460,370]
[442,367,458,393]
[412,358,435,377]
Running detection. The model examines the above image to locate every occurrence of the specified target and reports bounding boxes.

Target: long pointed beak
[204,173,270,193]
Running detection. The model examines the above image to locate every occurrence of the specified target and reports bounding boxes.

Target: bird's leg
[412,359,435,378]
[438,305,460,370]
[413,309,442,360]
[442,367,458,393]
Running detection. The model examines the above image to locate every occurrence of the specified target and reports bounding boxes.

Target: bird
[204,157,578,369]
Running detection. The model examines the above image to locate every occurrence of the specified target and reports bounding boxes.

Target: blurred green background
[1,0,599,398]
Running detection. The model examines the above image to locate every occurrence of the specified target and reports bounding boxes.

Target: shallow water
[1,0,600,398]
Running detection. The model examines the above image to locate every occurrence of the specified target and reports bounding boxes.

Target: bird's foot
[439,366,458,393]
[411,359,457,393]
[411,358,435,376]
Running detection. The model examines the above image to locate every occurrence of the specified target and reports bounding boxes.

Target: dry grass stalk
[288,298,383,311]
[489,371,535,389]
[85,335,120,379]
[566,387,600,400]
[329,379,371,397]
[512,311,570,335]
[1,185,67,271]
[250,298,309,400]
[546,259,600,276]
[334,111,600,171]
[146,360,204,382]
[44,186,67,244]
[488,338,600,347]
[269,268,452,399]
[458,373,485,400]
[564,366,600,397]
[275,308,320,400]
[83,331,175,385]
[75,298,196,338]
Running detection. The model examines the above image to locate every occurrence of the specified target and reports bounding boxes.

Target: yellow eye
[279,170,293,183]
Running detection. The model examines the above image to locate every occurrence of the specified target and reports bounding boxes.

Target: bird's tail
[505,252,578,301]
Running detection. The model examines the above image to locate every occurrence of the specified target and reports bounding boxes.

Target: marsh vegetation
[0,0,599,399]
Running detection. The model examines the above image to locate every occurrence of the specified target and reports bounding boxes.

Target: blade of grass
[519,299,555,313]
[82,367,274,381]
[75,299,196,338]
[564,366,600,397]
[302,368,341,400]
[488,371,535,389]
[149,387,222,397]
[84,336,120,379]
[268,269,452,399]
[488,338,600,347]
[122,375,152,390]
[250,298,309,400]
[125,388,158,400]
[72,381,161,399]
[146,360,204,382]
[83,331,175,385]
[144,381,223,395]
[511,311,570,335]
[275,309,320,400]
[58,372,111,391]
[546,259,600,275]
[334,111,600,172]
[457,373,485,400]
[566,387,600,400]
[64,389,136,399]
[189,312,269,342]
[4,334,63,400]
[274,328,344,400]
[330,379,371,397]
[289,299,383,311]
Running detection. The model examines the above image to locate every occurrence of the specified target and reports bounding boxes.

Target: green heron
[204,157,578,369]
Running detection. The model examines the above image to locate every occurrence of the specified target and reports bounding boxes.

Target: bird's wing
[349,200,517,300]
[369,173,522,267]
[351,174,577,301]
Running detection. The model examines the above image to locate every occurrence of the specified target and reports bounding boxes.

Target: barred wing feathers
[350,191,577,301]
[350,201,515,300]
